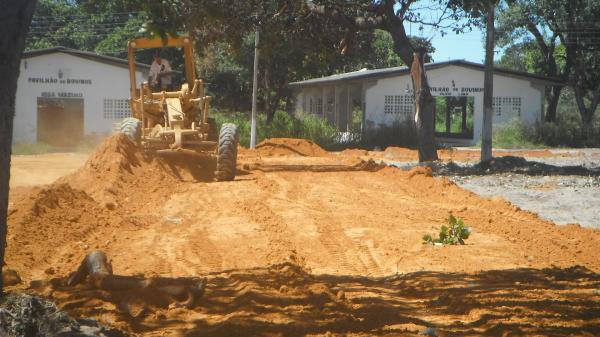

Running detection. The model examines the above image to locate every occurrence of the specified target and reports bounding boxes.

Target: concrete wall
[294,64,545,145]
[14,52,146,144]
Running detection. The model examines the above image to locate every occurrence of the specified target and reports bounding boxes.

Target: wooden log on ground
[67,251,206,309]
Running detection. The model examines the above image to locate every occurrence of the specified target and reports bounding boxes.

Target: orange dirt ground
[5,136,600,336]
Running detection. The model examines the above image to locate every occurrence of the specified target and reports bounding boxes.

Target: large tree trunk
[481,2,495,163]
[545,85,562,122]
[388,24,437,161]
[410,52,438,162]
[0,0,37,294]
[574,85,600,135]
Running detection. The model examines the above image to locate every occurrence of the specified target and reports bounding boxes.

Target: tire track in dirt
[239,175,301,266]
[157,187,226,275]
[290,172,384,276]
[265,172,369,275]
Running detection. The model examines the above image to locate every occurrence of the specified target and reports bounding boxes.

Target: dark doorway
[37,97,84,147]
[435,96,474,138]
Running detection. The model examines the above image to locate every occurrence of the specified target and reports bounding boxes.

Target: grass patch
[492,119,545,149]
[11,142,56,155]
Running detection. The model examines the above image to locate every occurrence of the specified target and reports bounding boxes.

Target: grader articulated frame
[120,35,238,181]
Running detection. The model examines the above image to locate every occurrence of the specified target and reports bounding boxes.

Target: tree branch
[306,2,385,30]
[525,19,549,57]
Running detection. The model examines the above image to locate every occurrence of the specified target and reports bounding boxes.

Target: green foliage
[491,113,600,149]
[423,215,471,246]
[211,110,338,149]
[26,0,147,56]
[11,142,55,155]
[492,119,544,149]
[495,0,600,125]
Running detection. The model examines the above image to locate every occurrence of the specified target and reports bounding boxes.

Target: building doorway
[435,96,474,138]
[37,97,84,147]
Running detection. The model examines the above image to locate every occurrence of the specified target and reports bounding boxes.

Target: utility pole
[481,1,495,162]
[250,29,260,149]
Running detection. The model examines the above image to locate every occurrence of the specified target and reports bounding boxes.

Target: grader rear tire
[215,123,238,181]
[119,117,141,143]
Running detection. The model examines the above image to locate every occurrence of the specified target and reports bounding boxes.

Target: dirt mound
[407,165,433,178]
[6,183,117,281]
[64,134,217,205]
[256,138,329,157]
[382,146,418,161]
[338,148,369,157]
[6,134,217,282]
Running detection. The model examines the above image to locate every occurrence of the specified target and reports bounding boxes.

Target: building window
[103,99,131,120]
[315,97,323,115]
[493,97,521,117]
[384,95,413,114]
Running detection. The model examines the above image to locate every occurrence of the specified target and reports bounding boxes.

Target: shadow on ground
[27,263,600,336]
[430,156,600,177]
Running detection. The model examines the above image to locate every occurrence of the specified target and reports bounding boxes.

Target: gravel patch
[384,149,600,230]
[452,174,600,229]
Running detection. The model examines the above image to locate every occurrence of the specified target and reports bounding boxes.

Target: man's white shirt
[149,59,172,87]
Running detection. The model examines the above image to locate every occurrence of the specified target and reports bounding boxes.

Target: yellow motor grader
[120,35,238,181]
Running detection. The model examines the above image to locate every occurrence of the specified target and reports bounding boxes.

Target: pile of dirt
[6,183,118,281]
[382,146,417,161]
[6,134,216,282]
[0,293,124,337]
[338,148,369,157]
[256,138,329,157]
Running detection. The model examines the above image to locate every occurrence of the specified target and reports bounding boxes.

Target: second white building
[290,60,563,145]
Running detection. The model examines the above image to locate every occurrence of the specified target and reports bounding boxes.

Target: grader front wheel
[215,123,238,181]
[119,117,141,143]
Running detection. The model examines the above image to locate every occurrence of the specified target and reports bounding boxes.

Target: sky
[427,28,486,63]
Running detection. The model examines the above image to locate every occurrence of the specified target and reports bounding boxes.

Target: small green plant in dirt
[423,215,471,245]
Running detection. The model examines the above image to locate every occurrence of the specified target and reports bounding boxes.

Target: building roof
[289,59,564,87]
[22,46,150,70]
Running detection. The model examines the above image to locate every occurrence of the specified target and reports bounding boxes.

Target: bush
[423,215,471,245]
[492,113,600,149]
[534,113,600,147]
[211,110,338,149]
[492,119,543,149]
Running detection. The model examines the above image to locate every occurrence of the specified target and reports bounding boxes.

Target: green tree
[496,0,600,126]
[26,0,146,58]
[496,40,544,73]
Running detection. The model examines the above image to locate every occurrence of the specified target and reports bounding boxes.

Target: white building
[14,47,148,146]
[290,60,563,145]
